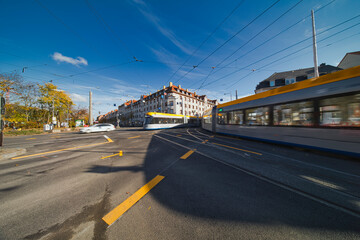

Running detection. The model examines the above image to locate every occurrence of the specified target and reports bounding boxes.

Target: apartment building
[117,82,217,126]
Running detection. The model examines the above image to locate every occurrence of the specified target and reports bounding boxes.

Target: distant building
[255,63,342,94]
[337,51,360,69]
[99,82,217,127]
[101,109,118,125]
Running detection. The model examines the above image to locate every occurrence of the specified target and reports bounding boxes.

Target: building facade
[117,82,217,126]
[337,51,360,69]
[255,63,342,94]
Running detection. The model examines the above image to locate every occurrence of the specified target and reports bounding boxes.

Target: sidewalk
[0,147,26,160]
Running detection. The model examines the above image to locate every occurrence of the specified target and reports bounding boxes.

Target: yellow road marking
[101,153,119,159]
[176,134,182,137]
[128,136,140,139]
[12,142,110,160]
[119,150,123,156]
[180,149,196,159]
[210,136,214,138]
[202,139,208,144]
[211,142,262,155]
[102,175,165,225]
[104,135,113,142]
[26,138,36,140]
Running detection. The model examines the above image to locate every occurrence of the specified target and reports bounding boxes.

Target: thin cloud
[71,93,87,103]
[131,0,192,55]
[52,52,88,66]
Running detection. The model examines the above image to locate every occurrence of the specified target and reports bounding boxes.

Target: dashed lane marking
[104,135,113,142]
[128,135,140,139]
[11,142,110,160]
[180,149,196,159]
[102,175,165,226]
[211,142,262,155]
[202,140,208,144]
[12,135,113,160]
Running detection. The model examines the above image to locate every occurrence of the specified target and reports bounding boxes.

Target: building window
[169,101,173,106]
[270,80,275,87]
[285,78,295,85]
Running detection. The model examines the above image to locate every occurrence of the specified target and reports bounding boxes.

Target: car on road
[80,123,115,133]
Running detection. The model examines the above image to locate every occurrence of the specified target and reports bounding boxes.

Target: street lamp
[224,92,232,101]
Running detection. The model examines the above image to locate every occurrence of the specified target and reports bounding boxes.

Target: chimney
[178,85,181,89]
[163,86,165,89]
[194,92,196,95]
[169,82,173,87]
[186,89,188,92]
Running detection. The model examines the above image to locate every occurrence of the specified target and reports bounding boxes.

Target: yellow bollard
[119,151,123,156]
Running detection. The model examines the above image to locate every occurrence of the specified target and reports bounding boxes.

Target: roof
[338,51,360,68]
[218,65,360,108]
[259,64,342,83]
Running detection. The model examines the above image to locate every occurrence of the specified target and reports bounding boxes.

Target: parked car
[80,123,115,133]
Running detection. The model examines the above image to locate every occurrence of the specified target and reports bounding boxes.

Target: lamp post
[224,92,232,101]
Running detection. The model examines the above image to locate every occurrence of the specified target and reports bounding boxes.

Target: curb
[0,148,27,161]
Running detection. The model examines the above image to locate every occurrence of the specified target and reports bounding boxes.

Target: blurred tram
[202,66,360,158]
[144,112,201,130]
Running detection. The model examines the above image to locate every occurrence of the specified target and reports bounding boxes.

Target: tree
[17,82,39,122]
[38,83,74,125]
[0,72,23,101]
[70,106,88,127]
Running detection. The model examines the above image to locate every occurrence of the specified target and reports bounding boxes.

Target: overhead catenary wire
[215,0,304,70]
[165,0,246,85]
[202,14,360,89]
[173,0,281,84]
[222,22,360,90]
[195,0,304,90]
[194,0,338,90]
[212,0,338,74]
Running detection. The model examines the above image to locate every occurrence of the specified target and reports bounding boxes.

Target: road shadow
[85,165,144,174]
[139,129,360,236]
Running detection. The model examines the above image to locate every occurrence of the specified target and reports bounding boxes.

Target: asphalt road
[0,128,359,240]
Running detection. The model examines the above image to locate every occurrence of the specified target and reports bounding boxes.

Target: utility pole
[89,90,93,125]
[67,103,69,128]
[52,98,55,122]
[0,97,5,147]
[236,90,238,100]
[311,10,319,78]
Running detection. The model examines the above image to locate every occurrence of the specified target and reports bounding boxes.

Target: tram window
[320,94,360,127]
[246,107,269,125]
[274,101,313,126]
[228,110,244,125]
[203,115,212,124]
[217,113,227,125]
[145,117,152,125]
[176,118,184,123]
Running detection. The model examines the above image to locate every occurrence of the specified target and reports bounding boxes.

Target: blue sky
[1,0,359,118]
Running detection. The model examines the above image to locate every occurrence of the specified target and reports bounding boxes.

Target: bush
[3,128,43,136]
